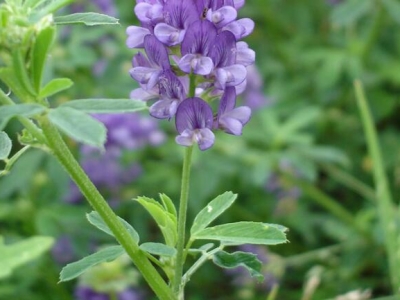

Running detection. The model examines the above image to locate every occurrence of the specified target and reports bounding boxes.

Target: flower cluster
[126,0,255,150]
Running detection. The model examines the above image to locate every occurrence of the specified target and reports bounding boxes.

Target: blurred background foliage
[1,0,400,299]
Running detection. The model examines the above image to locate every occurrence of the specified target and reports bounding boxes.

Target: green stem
[354,80,400,292]
[39,116,175,300]
[173,146,194,298]
[284,244,342,268]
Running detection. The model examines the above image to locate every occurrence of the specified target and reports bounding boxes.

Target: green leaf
[59,245,124,282]
[135,196,177,247]
[86,211,139,244]
[213,250,264,281]
[0,236,54,279]
[12,50,36,96]
[61,99,147,113]
[39,78,73,98]
[140,242,176,257]
[0,104,46,130]
[0,131,12,160]
[191,192,237,235]
[48,107,106,148]
[0,68,34,101]
[159,194,177,219]
[29,0,73,22]
[330,0,372,26]
[31,26,55,92]
[382,0,400,24]
[54,13,119,26]
[192,222,288,246]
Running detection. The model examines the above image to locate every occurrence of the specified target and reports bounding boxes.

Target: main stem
[39,116,175,300]
[173,146,194,298]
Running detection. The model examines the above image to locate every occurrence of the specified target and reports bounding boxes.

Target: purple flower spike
[175,97,215,150]
[217,87,251,135]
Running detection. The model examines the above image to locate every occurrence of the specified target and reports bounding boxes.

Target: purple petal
[206,6,237,28]
[126,26,151,48]
[129,67,162,89]
[236,41,255,66]
[154,23,186,46]
[181,20,217,56]
[218,86,236,114]
[144,35,170,69]
[178,54,214,75]
[175,128,215,150]
[150,99,179,119]
[219,116,243,135]
[232,0,245,9]
[135,2,163,24]
[163,0,200,29]
[130,87,158,101]
[215,64,247,89]
[158,69,186,102]
[222,18,254,40]
[209,30,236,67]
[132,52,150,68]
[175,97,213,132]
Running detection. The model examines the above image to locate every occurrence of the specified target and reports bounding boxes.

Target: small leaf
[60,245,124,282]
[54,13,119,26]
[0,68,34,102]
[0,132,12,160]
[382,0,400,24]
[31,26,55,92]
[213,251,264,281]
[140,242,176,257]
[159,194,177,218]
[48,107,106,148]
[135,196,177,247]
[330,0,372,26]
[86,211,139,244]
[61,99,147,113]
[12,50,36,96]
[191,192,237,235]
[39,78,73,98]
[0,104,46,130]
[0,236,54,279]
[192,222,288,246]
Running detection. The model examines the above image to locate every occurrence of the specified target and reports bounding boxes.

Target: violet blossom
[127,0,256,150]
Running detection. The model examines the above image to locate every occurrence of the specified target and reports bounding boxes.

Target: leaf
[60,99,147,113]
[54,13,119,26]
[59,245,124,282]
[0,104,46,130]
[12,50,36,96]
[135,196,177,247]
[86,211,139,244]
[0,236,54,279]
[212,250,264,281]
[0,68,34,102]
[0,131,12,160]
[159,194,177,219]
[191,192,237,235]
[140,242,176,257]
[29,0,73,22]
[48,107,106,148]
[192,222,288,246]
[31,26,55,92]
[382,0,400,24]
[330,0,372,26]
[39,78,73,98]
